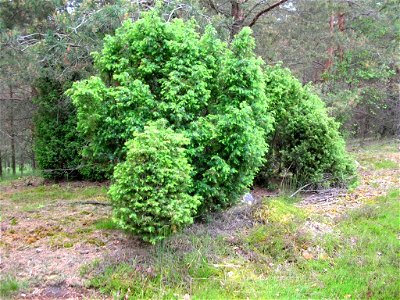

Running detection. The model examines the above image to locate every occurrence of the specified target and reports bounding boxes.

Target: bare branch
[166,4,185,22]
[207,0,230,17]
[246,0,267,18]
[248,0,289,28]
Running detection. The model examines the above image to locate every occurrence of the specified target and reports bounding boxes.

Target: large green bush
[68,12,355,242]
[68,11,270,222]
[189,103,267,213]
[108,121,201,244]
[259,65,356,186]
[188,27,271,213]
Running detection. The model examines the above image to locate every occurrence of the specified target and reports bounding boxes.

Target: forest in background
[0,0,398,177]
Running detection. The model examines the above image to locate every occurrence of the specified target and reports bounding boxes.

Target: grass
[373,159,398,169]
[317,189,399,298]
[0,139,397,299]
[10,185,108,203]
[83,190,399,299]
[79,259,102,277]
[354,140,399,171]
[0,276,22,299]
[358,155,398,170]
[3,183,109,213]
[0,168,39,184]
[93,218,119,230]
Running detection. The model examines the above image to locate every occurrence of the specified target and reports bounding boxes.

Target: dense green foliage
[68,11,271,228]
[189,27,270,212]
[260,66,355,186]
[33,78,82,179]
[1,0,397,185]
[33,78,109,180]
[108,121,201,243]
[0,0,132,180]
[68,11,358,241]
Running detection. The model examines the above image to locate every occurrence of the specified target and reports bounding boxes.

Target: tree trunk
[9,85,16,175]
[19,153,24,175]
[324,13,335,72]
[30,122,36,170]
[0,149,2,178]
[31,153,36,170]
[230,0,244,40]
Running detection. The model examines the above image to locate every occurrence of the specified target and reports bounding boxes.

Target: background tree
[0,0,133,178]
[201,0,290,39]
[250,0,399,138]
[200,0,399,138]
[0,29,36,177]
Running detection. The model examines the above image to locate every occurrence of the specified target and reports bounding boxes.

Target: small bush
[259,65,356,187]
[108,121,201,243]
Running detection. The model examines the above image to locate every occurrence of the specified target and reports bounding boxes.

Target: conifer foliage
[109,120,201,244]
[68,12,354,242]
[68,11,271,242]
[260,66,356,186]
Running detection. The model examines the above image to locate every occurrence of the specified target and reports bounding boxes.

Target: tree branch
[248,0,289,27]
[207,0,230,17]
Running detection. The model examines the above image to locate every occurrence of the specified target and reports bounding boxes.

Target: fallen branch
[290,183,312,198]
[71,201,111,206]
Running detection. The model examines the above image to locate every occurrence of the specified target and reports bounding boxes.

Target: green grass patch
[88,263,171,299]
[314,189,400,298]
[254,196,307,224]
[94,218,119,230]
[245,189,400,299]
[48,228,106,249]
[0,169,40,184]
[359,156,397,170]
[0,276,21,298]
[85,234,228,299]
[373,159,398,170]
[83,191,400,299]
[351,138,398,172]
[10,184,108,204]
[79,258,102,277]
[20,203,46,212]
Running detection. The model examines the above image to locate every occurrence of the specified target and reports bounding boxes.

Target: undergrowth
[81,189,399,299]
[10,185,107,203]
[0,276,23,299]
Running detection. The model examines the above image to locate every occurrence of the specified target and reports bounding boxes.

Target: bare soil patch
[0,183,149,299]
